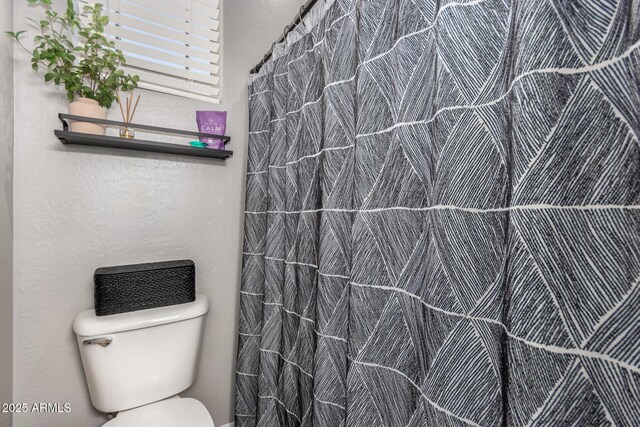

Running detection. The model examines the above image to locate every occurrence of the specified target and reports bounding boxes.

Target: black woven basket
[94,260,196,316]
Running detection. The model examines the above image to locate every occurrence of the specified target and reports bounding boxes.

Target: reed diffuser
[116,90,141,139]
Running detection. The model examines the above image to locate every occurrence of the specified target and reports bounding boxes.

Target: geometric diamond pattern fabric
[236,0,640,425]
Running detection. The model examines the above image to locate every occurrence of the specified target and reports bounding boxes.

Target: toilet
[72,295,214,426]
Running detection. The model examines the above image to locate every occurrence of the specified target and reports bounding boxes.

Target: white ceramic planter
[68,97,107,135]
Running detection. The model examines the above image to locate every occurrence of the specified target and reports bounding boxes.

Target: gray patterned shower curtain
[235,0,640,425]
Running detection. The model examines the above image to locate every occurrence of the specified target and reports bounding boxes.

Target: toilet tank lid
[73,294,209,337]
[104,397,213,427]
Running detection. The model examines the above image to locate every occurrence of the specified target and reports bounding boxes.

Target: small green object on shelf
[189,140,208,148]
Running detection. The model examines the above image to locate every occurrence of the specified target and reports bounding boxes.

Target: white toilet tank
[72,295,209,413]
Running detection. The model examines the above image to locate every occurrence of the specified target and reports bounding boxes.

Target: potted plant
[6,0,139,135]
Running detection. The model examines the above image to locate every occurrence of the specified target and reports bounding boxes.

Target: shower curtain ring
[298,5,305,23]
[282,24,290,40]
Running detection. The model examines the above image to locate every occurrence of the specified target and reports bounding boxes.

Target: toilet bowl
[73,295,214,426]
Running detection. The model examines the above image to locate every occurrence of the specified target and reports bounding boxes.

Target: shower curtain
[236,0,640,425]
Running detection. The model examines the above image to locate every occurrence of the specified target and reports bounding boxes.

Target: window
[79,0,221,103]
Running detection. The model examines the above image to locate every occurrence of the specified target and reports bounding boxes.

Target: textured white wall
[10,0,304,426]
[0,0,14,425]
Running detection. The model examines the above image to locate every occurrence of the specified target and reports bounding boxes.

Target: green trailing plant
[6,0,139,108]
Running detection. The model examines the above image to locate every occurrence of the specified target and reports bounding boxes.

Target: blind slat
[192,13,219,28]
[137,81,221,104]
[126,57,219,85]
[193,0,220,15]
[119,0,191,21]
[114,37,220,67]
[130,67,220,96]
[125,0,219,19]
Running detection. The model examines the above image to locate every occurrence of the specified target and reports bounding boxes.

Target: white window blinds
[79,0,221,103]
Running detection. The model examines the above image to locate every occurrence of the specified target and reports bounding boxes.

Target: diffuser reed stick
[131,95,141,122]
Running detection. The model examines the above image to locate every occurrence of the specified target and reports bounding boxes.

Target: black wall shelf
[55,114,233,160]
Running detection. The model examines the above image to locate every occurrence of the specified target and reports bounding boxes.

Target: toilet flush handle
[82,337,112,347]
